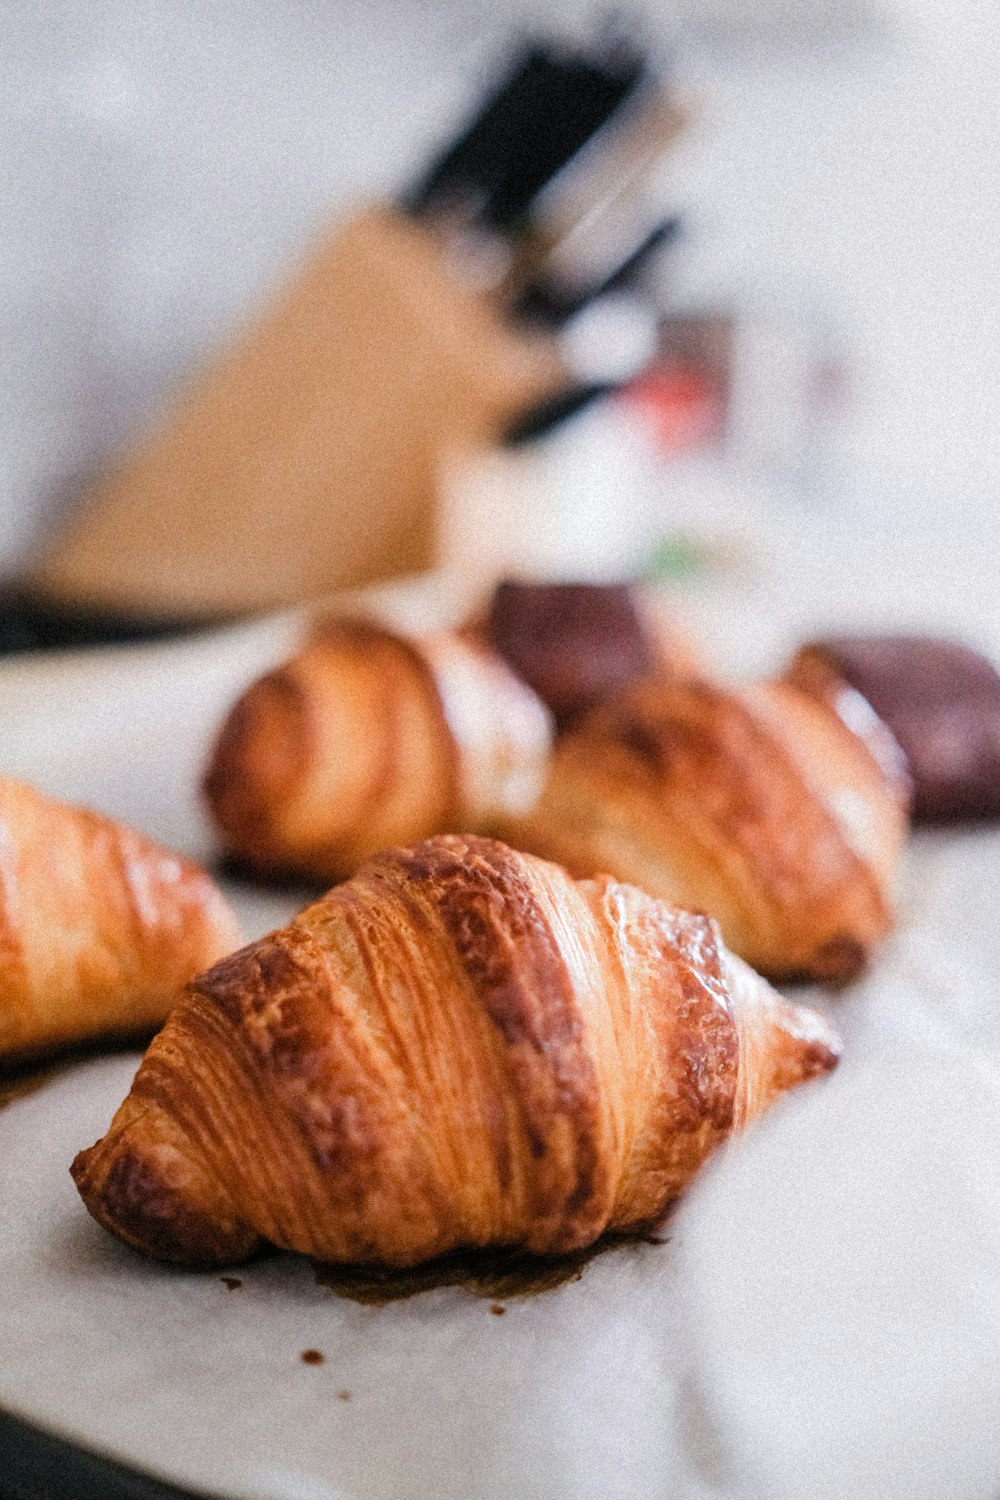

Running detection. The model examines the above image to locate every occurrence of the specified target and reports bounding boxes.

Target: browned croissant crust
[203,617,552,882]
[71,835,839,1269]
[500,676,910,983]
[0,777,241,1064]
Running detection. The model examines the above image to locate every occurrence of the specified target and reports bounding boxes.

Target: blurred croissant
[501,676,910,982]
[203,617,552,882]
[0,776,241,1065]
[72,835,839,1269]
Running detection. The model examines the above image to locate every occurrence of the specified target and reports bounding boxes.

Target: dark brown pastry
[71,835,840,1269]
[485,579,699,729]
[787,635,1000,821]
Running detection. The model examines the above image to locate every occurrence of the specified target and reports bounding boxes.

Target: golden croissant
[501,676,910,982]
[0,776,241,1065]
[72,835,839,1269]
[203,617,552,882]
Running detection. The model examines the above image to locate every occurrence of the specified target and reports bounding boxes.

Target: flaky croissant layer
[0,776,241,1064]
[501,676,910,982]
[72,837,839,1269]
[202,617,552,882]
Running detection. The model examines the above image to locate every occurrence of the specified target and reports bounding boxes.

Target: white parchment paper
[0,1047,702,1500]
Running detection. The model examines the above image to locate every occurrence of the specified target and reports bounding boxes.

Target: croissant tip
[801,1030,842,1080]
[203,668,311,854]
[780,1000,843,1091]
[811,936,870,985]
[68,1146,89,1190]
[71,1136,259,1267]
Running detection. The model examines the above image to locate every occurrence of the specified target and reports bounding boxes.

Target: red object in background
[623,363,726,453]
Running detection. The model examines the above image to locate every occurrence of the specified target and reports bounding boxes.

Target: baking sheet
[4,523,1000,1500]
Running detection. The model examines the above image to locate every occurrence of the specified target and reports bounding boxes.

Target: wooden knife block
[27,207,565,622]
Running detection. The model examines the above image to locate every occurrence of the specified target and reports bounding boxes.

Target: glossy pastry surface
[203,617,551,883]
[502,676,909,982]
[72,835,839,1268]
[0,776,241,1064]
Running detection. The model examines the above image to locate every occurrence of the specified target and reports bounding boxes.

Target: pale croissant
[501,676,910,982]
[203,617,552,882]
[72,835,839,1269]
[0,776,241,1065]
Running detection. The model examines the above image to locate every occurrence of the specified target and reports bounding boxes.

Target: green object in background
[643,532,713,581]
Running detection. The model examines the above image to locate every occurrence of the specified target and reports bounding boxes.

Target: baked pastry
[0,777,241,1065]
[203,618,552,883]
[786,634,1000,822]
[485,578,701,729]
[71,835,839,1268]
[501,676,910,982]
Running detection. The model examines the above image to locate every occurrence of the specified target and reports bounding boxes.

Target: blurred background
[2,0,998,584]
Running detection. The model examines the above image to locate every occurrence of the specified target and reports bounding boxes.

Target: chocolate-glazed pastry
[486,580,697,730]
[786,636,1000,822]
